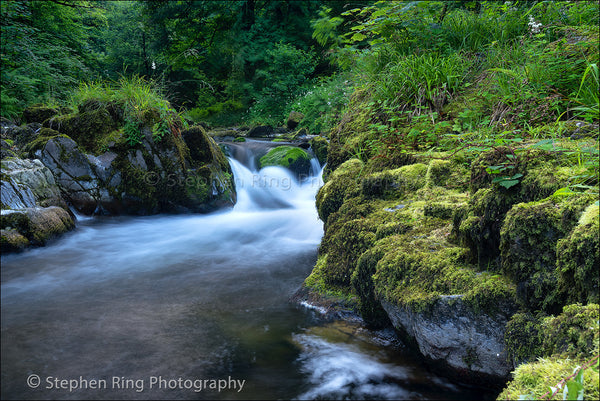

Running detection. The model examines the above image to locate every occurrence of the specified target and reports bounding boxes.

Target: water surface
[1,153,492,400]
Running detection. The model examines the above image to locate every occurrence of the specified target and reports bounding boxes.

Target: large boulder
[259,145,312,177]
[37,122,235,215]
[40,136,103,214]
[1,207,75,252]
[1,157,67,210]
[1,156,74,253]
[381,296,514,381]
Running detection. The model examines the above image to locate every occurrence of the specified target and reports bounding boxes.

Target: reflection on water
[1,157,494,400]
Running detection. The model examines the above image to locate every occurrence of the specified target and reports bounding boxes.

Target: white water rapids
[1,143,489,400]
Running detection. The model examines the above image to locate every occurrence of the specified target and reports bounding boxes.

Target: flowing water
[1,141,494,400]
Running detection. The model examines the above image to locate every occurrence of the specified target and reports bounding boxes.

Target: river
[1,141,492,400]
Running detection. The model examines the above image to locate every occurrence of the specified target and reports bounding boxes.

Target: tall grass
[373,52,471,108]
[70,75,172,120]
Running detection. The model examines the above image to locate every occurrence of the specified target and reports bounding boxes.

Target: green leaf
[498,179,520,189]
[553,187,577,197]
[564,378,584,400]
[351,32,367,42]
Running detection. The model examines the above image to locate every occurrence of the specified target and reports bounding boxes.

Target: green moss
[500,195,594,312]
[497,355,600,401]
[556,204,599,305]
[542,303,599,359]
[423,202,456,219]
[21,128,69,157]
[315,158,363,223]
[375,222,412,240]
[44,106,121,154]
[505,303,599,369]
[322,218,376,286]
[504,312,545,365]
[425,159,452,187]
[372,226,516,315]
[259,145,311,173]
[0,229,30,253]
[304,255,358,306]
[22,104,59,124]
[360,163,427,199]
[233,137,246,142]
[309,136,328,166]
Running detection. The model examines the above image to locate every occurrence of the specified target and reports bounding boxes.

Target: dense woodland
[1,1,599,400]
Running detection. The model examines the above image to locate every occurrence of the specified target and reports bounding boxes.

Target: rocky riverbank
[290,91,599,396]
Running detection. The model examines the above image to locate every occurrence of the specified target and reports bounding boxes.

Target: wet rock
[381,296,515,381]
[247,125,274,138]
[259,145,312,177]
[1,206,74,246]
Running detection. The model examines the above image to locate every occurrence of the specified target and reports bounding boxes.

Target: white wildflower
[528,15,543,34]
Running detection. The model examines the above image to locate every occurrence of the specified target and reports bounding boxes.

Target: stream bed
[1,146,495,400]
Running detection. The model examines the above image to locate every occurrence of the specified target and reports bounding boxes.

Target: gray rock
[381,296,514,380]
[1,178,36,209]
[1,157,65,209]
[41,136,101,214]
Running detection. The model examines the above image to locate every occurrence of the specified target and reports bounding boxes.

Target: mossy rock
[425,159,452,187]
[352,246,392,328]
[373,227,516,315]
[454,187,520,269]
[44,107,121,154]
[302,254,359,310]
[22,105,59,124]
[309,136,328,166]
[286,111,304,130]
[501,304,599,400]
[322,218,376,287]
[556,204,600,305]
[315,158,363,223]
[0,228,30,253]
[259,145,311,176]
[21,128,67,158]
[497,354,599,401]
[0,207,74,247]
[500,195,594,312]
[361,163,428,199]
[181,125,214,164]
